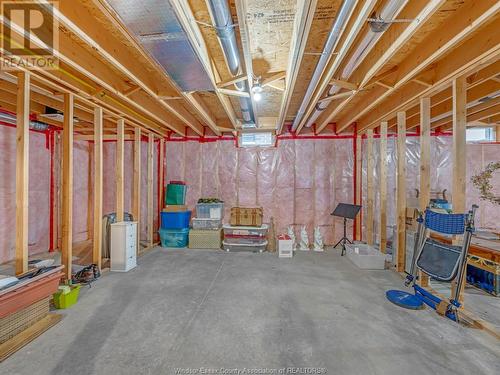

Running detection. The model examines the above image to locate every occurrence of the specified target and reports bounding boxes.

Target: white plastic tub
[345,244,386,270]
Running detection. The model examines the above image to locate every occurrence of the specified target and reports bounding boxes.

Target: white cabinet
[110,222,137,272]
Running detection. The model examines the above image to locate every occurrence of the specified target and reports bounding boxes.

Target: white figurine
[287,226,296,251]
[313,226,324,252]
[299,226,310,251]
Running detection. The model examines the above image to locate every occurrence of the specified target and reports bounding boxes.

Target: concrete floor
[2,248,499,375]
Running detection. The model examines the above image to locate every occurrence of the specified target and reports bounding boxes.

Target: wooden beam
[147,133,154,247]
[366,129,374,246]
[216,73,247,88]
[419,97,431,287]
[276,0,318,133]
[262,71,287,87]
[158,138,165,222]
[337,0,500,132]
[92,107,103,269]
[294,0,378,134]
[116,119,125,222]
[15,71,30,275]
[317,90,354,105]
[330,78,358,91]
[61,93,74,281]
[123,85,141,97]
[217,88,250,98]
[452,77,467,214]
[133,127,141,255]
[396,112,407,272]
[74,134,134,141]
[355,134,362,241]
[379,122,388,253]
[419,97,431,211]
[183,93,221,136]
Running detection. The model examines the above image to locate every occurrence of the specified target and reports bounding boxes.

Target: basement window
[239,132,274,147]
[466,127,496,142]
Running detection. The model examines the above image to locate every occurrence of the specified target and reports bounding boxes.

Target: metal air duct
[303,0,407,129]
[206,0,256,127]
[291,0,357,131]
[0,112,49,131]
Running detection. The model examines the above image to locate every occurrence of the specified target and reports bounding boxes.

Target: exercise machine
[386,205,477,322]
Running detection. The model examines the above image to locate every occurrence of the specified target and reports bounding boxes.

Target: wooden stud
[147,133,154,247]
[419,98,431,210]
[451,76,467,302]
[158,138,165,218]
[366,129,374,245]
[452,77,467,214]
[355,134,362,241]
[15,71,30,275]
[419,97,431,287]
[133,127,141,254]
[379,122,388,253]
[61,93,74,281]
[396,112,407,272]
[116,119,125,222]
[92,107,103,268]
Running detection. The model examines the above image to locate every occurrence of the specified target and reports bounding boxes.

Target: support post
[158,138,165,219]
[396,111,407,272]
[366,129,374,245]
[452,77,467,214]
[133,127,141,254]
[379,122,388,253]
[116,119,125,222]
[61,93,74,281]
[93,107,103,268]
[15,71,30,275]
[452,76,467,302]
[419,97,431,286]
[147,133,154,247]
[355,134,362,241]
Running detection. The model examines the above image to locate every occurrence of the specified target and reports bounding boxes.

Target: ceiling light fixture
[252,78,263,101]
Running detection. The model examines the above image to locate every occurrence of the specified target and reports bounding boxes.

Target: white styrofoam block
[278,239,294,258]
[345,243,386,270]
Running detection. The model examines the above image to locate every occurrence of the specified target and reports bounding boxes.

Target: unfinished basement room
[0,0,499,373]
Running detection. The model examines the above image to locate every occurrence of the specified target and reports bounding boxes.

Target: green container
[53,284,81,309]
[165,184,187,205]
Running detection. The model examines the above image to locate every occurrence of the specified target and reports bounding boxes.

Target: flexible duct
[207,0,256,126]
[291,0,356,131]
[0,111,49,131]
[303,0,407,128]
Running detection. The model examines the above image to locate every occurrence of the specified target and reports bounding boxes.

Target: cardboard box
[230,207,263,227]
[163,205,188,213]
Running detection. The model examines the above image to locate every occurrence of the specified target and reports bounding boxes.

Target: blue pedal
[386,290,425,310]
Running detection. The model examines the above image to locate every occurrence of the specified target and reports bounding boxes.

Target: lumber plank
[133,127,141,255]
[379,122,388,253]
[61,93,74,281]
[15,71,30,275]
[147,134,154,247]
[396,112,407,272]
[116,119,125,222]
[93,107,103,268]
[366,129,374,245]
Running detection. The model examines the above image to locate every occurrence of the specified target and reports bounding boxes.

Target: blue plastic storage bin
[159,228,189,248]
[160,211,191,229]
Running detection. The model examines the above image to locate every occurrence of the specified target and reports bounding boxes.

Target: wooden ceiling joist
[338,2,500,132]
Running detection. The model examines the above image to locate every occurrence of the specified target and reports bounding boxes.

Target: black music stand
[332,203,362,256]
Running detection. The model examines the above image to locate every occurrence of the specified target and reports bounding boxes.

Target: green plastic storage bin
[53,284,81,309]
[165,184,187,205]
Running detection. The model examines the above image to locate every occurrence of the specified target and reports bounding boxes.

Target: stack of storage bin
[159,181,191,248]
[222,222,268,253]
[189,200,224,249]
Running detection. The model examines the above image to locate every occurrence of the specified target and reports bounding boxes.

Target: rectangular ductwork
[107,0,214,92]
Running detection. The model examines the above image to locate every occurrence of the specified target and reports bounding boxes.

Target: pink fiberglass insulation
[103,142,116,216]
[0,127,49,264]
[201,142,220,198]
[164,138,354,245]
[466,143,500,231]
[140,142,148,241]
[237,147,258,207]
[73,141,90,243]
[218,141,238,220]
